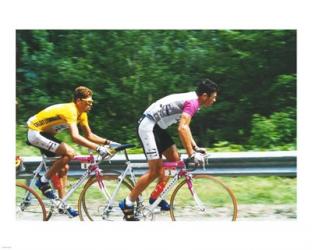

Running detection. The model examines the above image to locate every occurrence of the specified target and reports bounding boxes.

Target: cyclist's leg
[40,142,78,217]
[120,116,160,220]
[129,158,163,202]
[120,159,161,220]
[52,164,69,199]
[59,165,69,197]
[157,144,180,183]
[149,145,180,198]
[128,116,162,202]
[27,130,75,198]
[148,127,179,209]
[46,143,75,178]
[47,151,79,218]
[45,143,74,200]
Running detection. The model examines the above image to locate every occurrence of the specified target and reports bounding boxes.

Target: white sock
[125,196,134,206]
[40,175,49,183]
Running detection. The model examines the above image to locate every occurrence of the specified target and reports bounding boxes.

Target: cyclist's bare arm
[178,112,196,156]
[80,124,110,145]
[68,123,99,150]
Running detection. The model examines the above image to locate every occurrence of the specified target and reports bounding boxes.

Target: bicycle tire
[78,171,134,221]
[169,175,238,221]
[16,182,47,221]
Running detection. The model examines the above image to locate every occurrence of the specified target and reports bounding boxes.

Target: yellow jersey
[27,103,89,133]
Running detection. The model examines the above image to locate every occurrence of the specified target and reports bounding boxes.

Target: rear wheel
[170,175,238,221]
[16,182,47,221]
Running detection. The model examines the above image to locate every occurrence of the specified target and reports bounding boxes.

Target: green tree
[16,30,296,151]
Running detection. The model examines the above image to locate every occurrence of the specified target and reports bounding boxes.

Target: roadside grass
[222,176,296,204]
[16,176,296,206]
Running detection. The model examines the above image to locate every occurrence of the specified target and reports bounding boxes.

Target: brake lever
[203,154,210,171]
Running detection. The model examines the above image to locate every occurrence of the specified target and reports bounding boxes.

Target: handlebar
[99,143,136,162]
[74,143,136,163]
[110,143,136,152]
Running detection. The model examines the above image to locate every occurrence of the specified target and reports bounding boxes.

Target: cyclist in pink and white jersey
[119,79,218,220]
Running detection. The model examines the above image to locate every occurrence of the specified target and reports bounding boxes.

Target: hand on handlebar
[190,152,206,167]
[96,145,113,158]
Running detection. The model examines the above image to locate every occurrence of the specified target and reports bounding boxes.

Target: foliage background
[16,30,296,154]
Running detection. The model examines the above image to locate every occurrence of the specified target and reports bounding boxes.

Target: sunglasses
[80,98,94,105]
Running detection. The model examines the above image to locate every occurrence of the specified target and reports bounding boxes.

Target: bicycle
[78,150,238,221]
[16,144,133,221]
[16,156,47,221]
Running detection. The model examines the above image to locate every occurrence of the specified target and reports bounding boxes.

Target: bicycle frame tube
[127,162,138,186]
[62,172,90,203]
[24,157,49,201]
[73,155,95,163]
[148,174,180,211]
[121,148,136,185]
[28,160,45,187]
[105,161,134,208]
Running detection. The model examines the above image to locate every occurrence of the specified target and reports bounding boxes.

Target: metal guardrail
[16,151,297,179]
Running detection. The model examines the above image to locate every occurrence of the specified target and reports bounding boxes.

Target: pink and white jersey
[144,91,200,129]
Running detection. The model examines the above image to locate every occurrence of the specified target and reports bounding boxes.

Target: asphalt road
[16,204,296,221]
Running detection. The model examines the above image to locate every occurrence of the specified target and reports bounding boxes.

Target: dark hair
[195,78,218,96]
[73,86,93,101]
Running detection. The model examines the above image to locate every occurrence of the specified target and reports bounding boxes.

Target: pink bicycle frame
[73,155,95,163]
[163,160,194,195]
[73,154,104,189]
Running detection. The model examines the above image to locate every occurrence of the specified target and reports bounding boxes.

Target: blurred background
[16,30,296,155]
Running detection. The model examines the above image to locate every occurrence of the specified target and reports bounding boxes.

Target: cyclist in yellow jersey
[27,103,89,133]
[27,86,114,217]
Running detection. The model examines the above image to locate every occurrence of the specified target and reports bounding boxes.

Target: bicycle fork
[185,174,206,212]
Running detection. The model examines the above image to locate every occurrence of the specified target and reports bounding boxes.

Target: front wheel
[170,175,238,221]
[16,182,47,221]
[78,171,134,221]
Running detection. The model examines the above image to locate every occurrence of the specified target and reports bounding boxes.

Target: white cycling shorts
[138,117,160,160]
[27,129,60,153]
